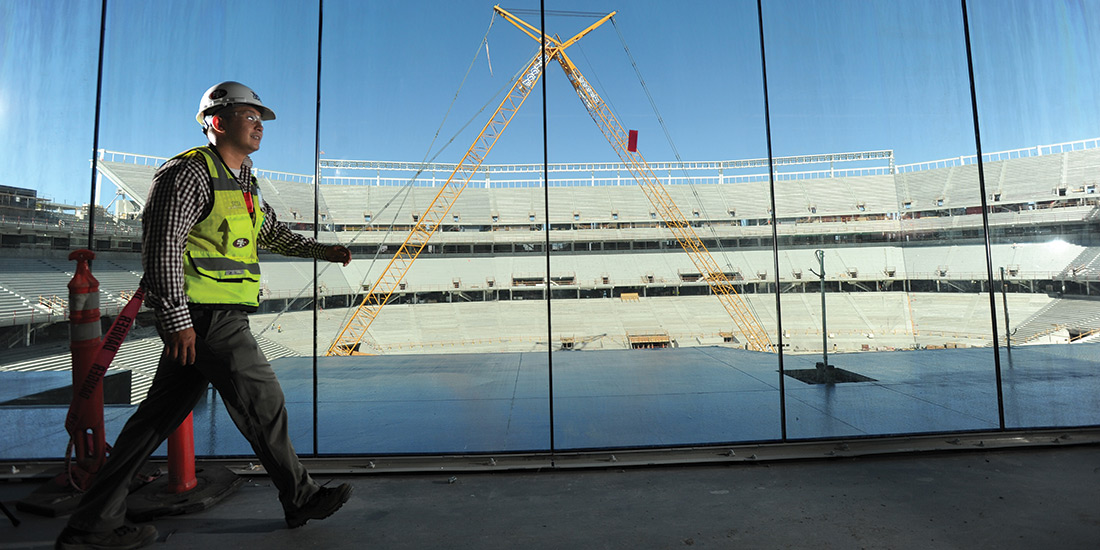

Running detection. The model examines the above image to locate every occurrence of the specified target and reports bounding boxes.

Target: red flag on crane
[627,130,638,152]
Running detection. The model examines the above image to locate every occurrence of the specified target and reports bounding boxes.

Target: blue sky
[2,0,1099,207]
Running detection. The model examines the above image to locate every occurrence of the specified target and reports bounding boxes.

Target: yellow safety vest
[176,146,265,309]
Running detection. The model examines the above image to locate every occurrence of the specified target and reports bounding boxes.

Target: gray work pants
[68,309,318,532]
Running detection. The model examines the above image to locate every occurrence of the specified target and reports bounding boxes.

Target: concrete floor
[2,443,1099,549]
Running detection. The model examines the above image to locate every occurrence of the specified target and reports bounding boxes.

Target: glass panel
[968,0,1100,428]
[12,1,1095,466]
[93,0,321,455]
[315,1,551,453]
[547,0,781,449]
[764,0,1001,438]
[0,0,102,460]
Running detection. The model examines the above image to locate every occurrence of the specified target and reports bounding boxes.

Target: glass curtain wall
[95,0,322,454]
[544,0,781,449]
[967,0,1100,428]
[5,0,1100,463]
[0,0,103,460]
[764,0,1002,438]
[315,0,552,454]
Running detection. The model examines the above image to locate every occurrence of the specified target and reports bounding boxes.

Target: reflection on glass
[765,0,1002,438]
[0,0,102,460]
[315,1,553,454]
[93,0,321,455]
[3,0,324,459]
[544,0,781,449]
[968,0,1100,428]
[4,0,1099,464]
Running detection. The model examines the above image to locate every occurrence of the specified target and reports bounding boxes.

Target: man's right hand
[164,327,197,365]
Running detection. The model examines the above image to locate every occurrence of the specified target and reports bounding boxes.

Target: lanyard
[208,146,256,215]
[242,188,254,214]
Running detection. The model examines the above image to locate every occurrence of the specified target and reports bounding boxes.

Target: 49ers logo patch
[233,238,250,248]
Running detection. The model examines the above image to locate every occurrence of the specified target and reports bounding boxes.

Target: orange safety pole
[67,249,107,490]
[167,413,198,493]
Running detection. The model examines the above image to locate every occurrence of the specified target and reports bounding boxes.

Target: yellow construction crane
[327,6,773,355]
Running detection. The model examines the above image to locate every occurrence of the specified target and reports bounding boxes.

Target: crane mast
[328,6,774,355]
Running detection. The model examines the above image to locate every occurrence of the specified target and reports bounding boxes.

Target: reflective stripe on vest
[175,146,265,308]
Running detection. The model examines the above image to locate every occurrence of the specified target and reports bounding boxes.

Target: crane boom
[326,48,552,355]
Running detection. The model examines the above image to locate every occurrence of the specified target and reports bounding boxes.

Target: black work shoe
[286,483,353,528]
[55,524,157,550]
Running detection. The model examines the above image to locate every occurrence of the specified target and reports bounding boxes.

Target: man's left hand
[324,245,352,266]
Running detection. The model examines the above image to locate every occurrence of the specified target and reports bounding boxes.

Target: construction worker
[56,81,353,549]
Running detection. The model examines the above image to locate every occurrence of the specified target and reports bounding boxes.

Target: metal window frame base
[4,427,1097,481]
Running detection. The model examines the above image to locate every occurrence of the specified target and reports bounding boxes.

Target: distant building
[0,185,40,219]
[78,203,110,221]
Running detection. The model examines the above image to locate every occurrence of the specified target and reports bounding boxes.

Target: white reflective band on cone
[70,292,100,312]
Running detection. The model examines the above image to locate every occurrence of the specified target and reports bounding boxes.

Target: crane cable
[321,53,545,350]
[337,11,498,276]
[261,13,504,339]
[260,61,531,341]
[258,13,519,340]
[610,17,767,326]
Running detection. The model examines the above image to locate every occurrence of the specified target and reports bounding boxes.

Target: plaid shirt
[142,148,328,334]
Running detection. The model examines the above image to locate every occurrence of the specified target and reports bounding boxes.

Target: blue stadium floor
[3,344,1100,549]
[3,343,1099,460]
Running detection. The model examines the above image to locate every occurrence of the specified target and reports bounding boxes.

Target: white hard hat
[196,81,276,127]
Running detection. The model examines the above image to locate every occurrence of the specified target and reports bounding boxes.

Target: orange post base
[167,413,198,493]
